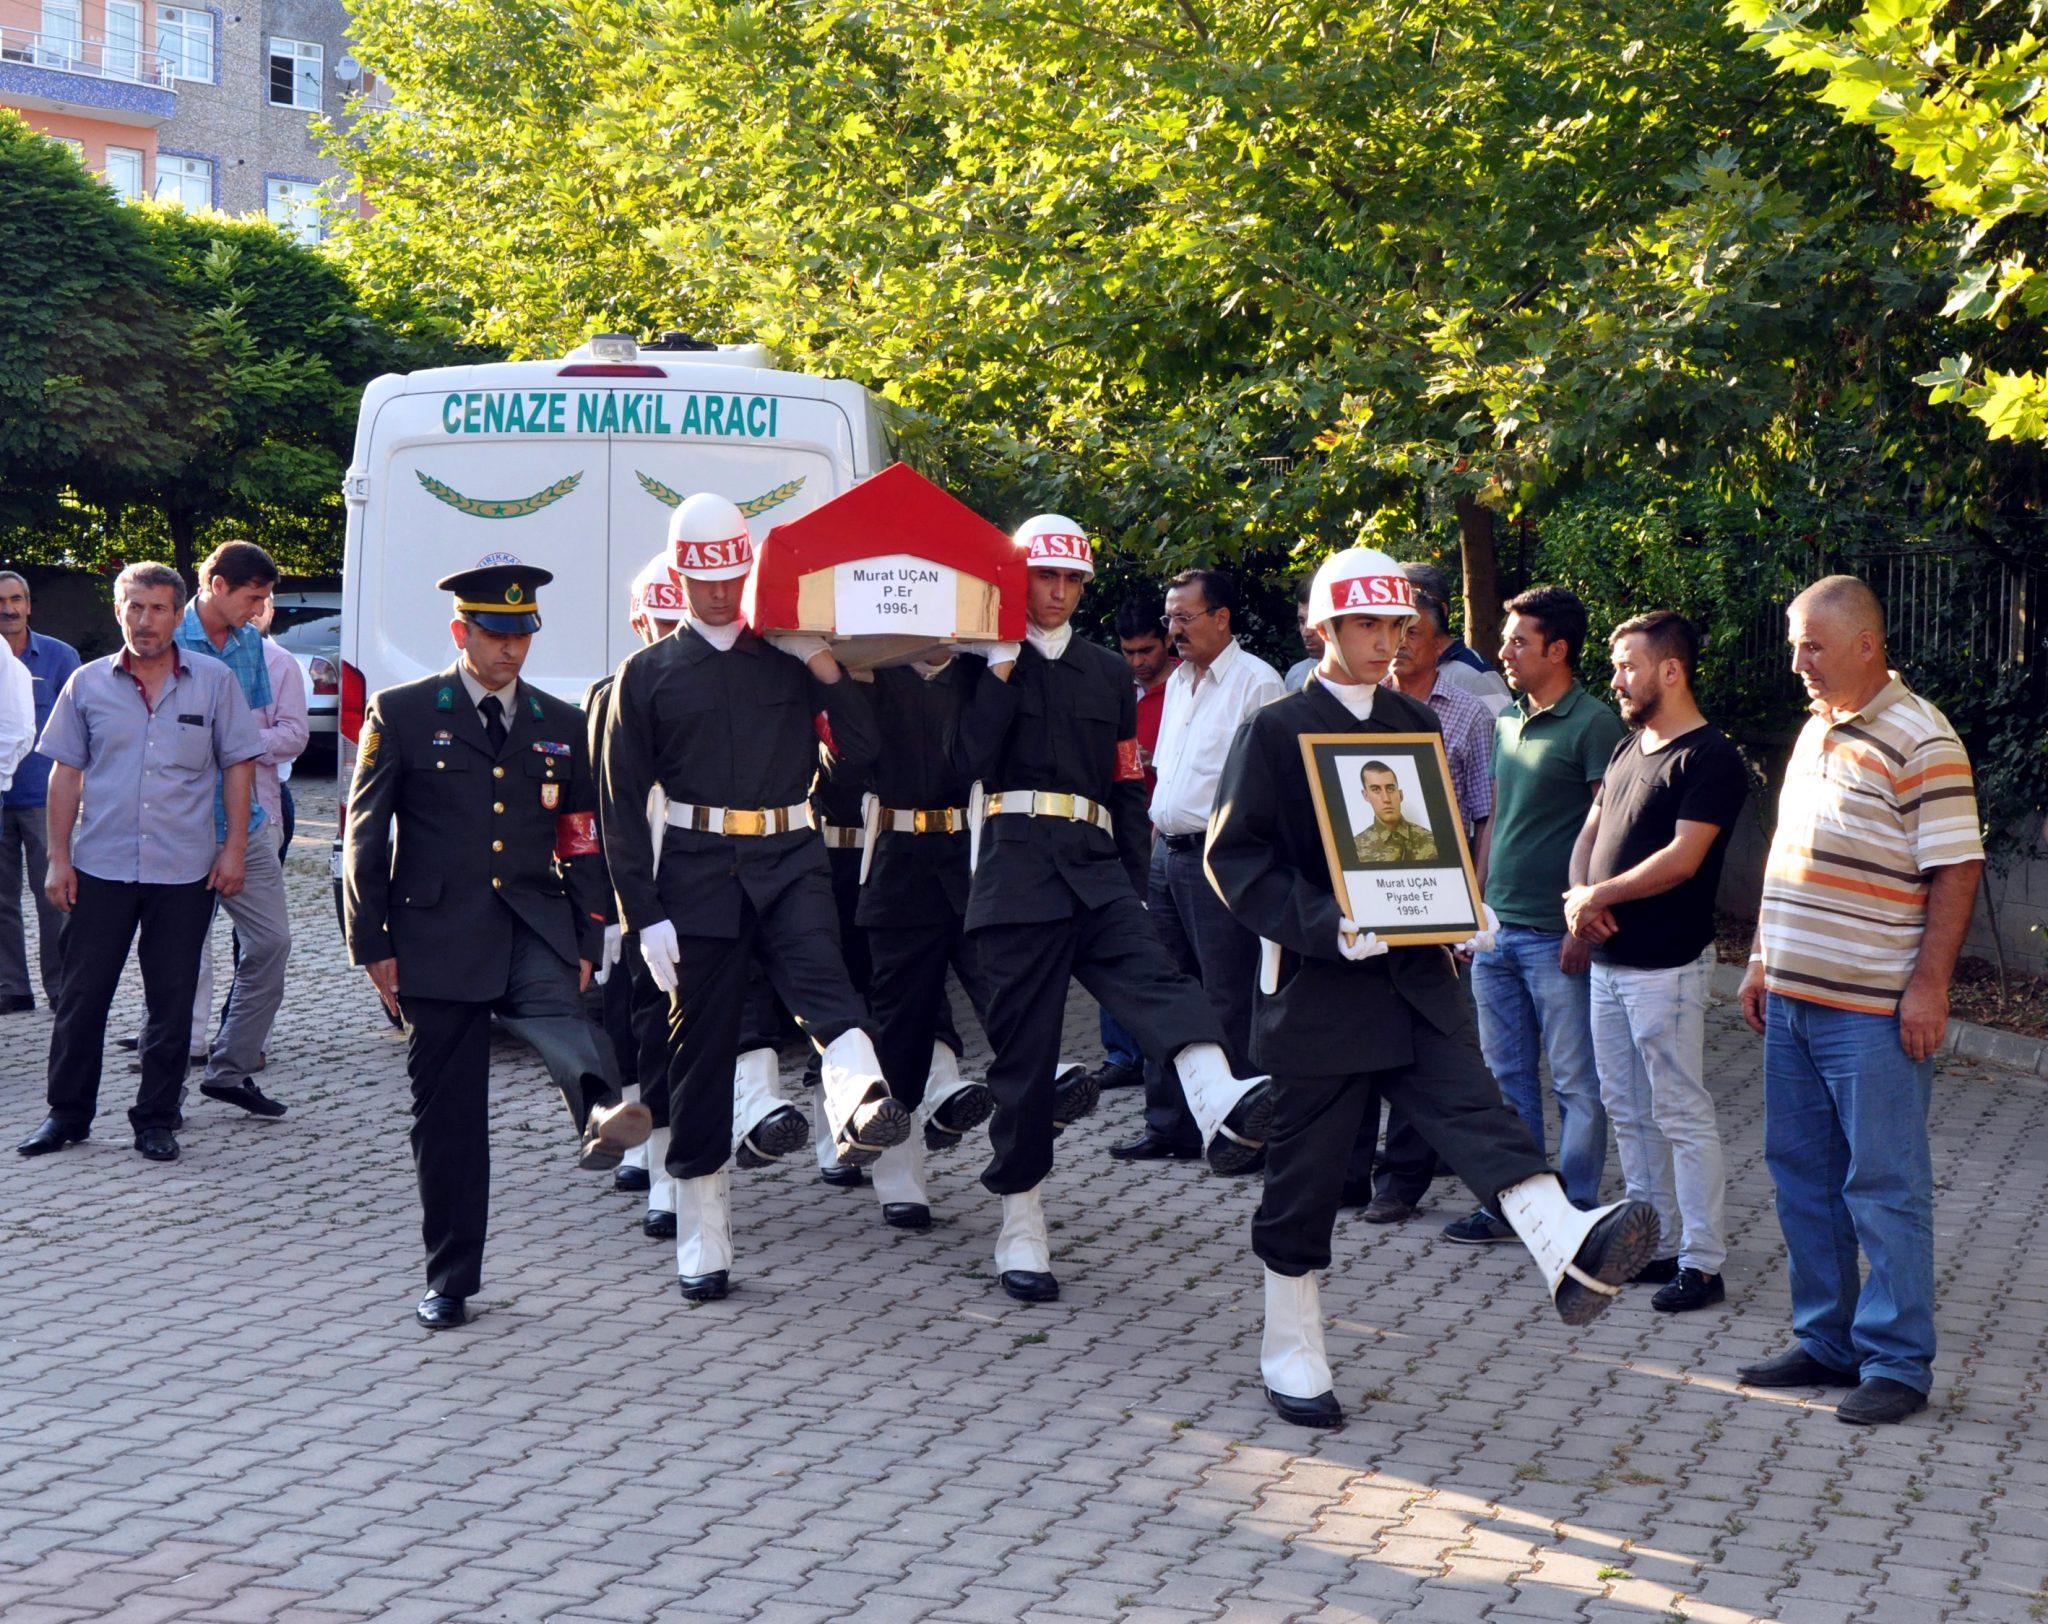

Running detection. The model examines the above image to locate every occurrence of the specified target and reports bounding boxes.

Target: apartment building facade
[0,0,372,240]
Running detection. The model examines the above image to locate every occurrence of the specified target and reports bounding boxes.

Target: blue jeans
[1100,1006,1140,1071]
[1764,994,1936,1393]
[1471,925,1607,1207]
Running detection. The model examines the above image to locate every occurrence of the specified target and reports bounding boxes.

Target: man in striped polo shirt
[1736,575,1982,1426]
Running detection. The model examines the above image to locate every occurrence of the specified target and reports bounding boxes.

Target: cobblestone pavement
[3,767,2047,1623]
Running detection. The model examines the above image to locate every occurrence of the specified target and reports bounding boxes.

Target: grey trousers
[197,823,291,1089]
[0,804,65,1003]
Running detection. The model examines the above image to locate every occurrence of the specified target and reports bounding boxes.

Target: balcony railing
[0,23,175,91]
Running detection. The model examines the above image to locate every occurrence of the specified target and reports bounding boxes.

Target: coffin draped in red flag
[741,463,1028,670]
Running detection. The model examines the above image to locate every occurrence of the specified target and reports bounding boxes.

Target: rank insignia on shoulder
[356,730,381,773]
[541,782,561,810]
[532,740,571,756]
[435,686,454,712]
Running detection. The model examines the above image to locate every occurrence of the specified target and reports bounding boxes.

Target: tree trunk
[168,508,197,588]
[1456,493,1501,662]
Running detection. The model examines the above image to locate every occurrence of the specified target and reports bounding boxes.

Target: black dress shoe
[17,1116,87,1156]
[134,1127,179,1161]
[1736,1346,1860,1388]
[1652,1268,1726,1314]
[819,1165,866,1188]
[1090,1059,1144,1091]
[882,1202,931,1230]
[1110,1130,1200,1162]
[415,1294,467,1329]
[643,1209,676,1239]
[0,993,34,1013]
[614,1164,651,1193]
[200,1079,288,1118]
[678,1271,729,1302]
[115,1035,139,1051]
[1630,1256,1681,1286]
[1000,1270,1059,1303]
[1206,1081,1277,1175]
[1267,1388,1344,1430]
[1837,1377,1928,1426]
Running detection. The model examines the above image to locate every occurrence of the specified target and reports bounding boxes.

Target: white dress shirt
[0,639,33,793]
[1149,638,1284,835]
[255,638,310,822]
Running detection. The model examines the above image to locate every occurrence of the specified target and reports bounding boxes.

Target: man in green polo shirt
[1444,586,1624,1244]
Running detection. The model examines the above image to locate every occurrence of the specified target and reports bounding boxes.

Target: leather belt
[984,790,1114,836]
[820,824,866,850]
[878,806,967,836]
[1160,831,1202,853]
[664,801,815,837]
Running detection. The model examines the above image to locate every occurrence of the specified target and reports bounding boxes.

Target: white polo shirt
[1149,638,1284,837]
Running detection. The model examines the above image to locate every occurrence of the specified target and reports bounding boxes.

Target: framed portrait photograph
[1297,733,1486,947]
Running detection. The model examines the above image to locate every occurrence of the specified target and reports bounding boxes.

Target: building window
[48,135,84,160]
[104,0,141,77]
[268,36,321,110]
[38,0,81,67]
[266,178,322,245]
[105,146,144,200]
[155,153,212,211]
[156,5,212,81]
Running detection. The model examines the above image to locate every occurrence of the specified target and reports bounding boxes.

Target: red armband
[1115,738,1145,783]
[554,811,599,858]
[815,713,838,755]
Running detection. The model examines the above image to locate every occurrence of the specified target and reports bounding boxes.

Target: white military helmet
[1013,513,1094,576]
[630,551,686,625]
[1305,546,1418,631]
[666,492,754,582]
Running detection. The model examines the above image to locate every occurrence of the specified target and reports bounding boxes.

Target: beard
[1619,689,1660,726]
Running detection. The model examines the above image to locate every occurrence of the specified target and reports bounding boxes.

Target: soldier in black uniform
[954,515,1274,1304]
[800,749,875,1186]
[598,493,910,1303]
[1205,546,1658,1428]
[855,652,1001,1229]
[585,556,689,1237]
[344,563,649,1331]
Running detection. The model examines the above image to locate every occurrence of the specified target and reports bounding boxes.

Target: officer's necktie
[479,693,507,753]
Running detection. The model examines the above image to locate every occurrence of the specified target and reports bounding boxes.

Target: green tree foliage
[1730,0,2048,443]
[334,1,2045,653]
[0,114,200,531]
[1,114,459,577]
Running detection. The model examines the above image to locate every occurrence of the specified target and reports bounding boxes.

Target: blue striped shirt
[176,603,270,841]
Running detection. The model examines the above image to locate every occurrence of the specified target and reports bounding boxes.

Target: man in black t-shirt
[1564,612,1749,1315]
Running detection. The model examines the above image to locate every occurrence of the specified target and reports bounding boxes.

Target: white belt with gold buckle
[879,806,967,836]
[983,790,1114,836]
[664,801,815,837]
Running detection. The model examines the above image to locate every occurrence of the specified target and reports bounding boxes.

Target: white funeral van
[327,334,901,920]
[334,334,901,787]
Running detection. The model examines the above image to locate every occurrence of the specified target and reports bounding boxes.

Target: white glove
[1457,904,1501,956]
[961,640,1020,667]
[638,918,680,993]
[593,923,623,985]
[1337,916,1389,962]
[768,632,831,665]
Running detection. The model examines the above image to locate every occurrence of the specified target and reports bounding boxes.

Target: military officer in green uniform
[1352,760,1438,865]
[343,562,649,1331]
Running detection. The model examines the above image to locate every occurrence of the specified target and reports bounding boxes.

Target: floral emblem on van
[416,470,584,519]
[635,471,807,519]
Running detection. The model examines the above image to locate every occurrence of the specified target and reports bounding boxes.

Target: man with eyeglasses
[1111,568,1283,1167]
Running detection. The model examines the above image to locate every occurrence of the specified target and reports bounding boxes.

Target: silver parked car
[268,590,342,743]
